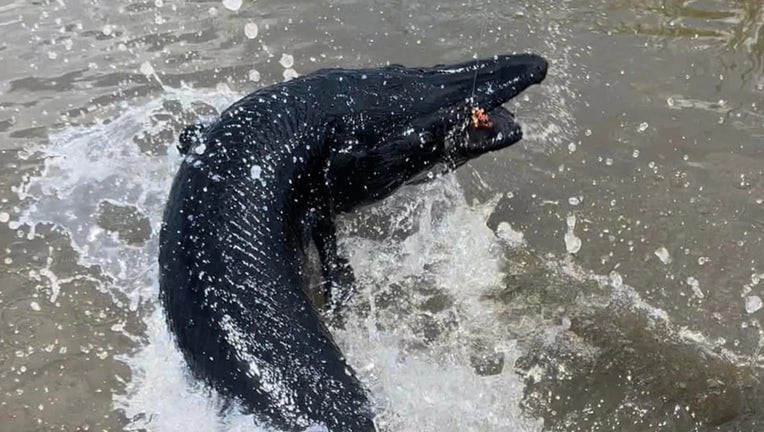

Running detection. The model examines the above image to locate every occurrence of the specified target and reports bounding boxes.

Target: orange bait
[470,107,493,129]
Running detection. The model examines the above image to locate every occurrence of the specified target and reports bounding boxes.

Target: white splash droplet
[495,222,525,247]
[248,69,261,82]
[745,296,762,314]
[194,143,206,155]
[637,122,649,133]
[568,197,580,206]
[102,24,113,36]
[30,301,41,311]
[282,68,298,81]
[279,53,294,68]
[686,276,704,299]
[654,247,671,264]
[244,22,258,39]
[0,212,9,223]
[222,0,242,11]
[564,214,582,254]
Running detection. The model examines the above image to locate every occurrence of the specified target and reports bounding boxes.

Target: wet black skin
[159,53,548,431]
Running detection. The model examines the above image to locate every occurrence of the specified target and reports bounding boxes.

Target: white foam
[339,177,542,432]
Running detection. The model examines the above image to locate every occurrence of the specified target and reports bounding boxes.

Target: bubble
[609,271,623,289]
[632,149,640,158]
[279,53,294,68]
[102,24,113,36]
[248,69,261,82]
[0,212,9,223]
[222,0,242,11]
[568,197,580,206]
[244,22,258,39]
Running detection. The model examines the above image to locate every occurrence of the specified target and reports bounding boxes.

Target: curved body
[159,54,548,431]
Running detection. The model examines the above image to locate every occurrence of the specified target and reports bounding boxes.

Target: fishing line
[469,0,491,105]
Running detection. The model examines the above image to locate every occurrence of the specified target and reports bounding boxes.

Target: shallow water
[1,0,764,431]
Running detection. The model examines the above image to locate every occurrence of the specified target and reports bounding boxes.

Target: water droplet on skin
[244,22,258,39]
[222,0,242,11]
[250,164,262,180]
[279,53,294,68]
[140,61,154,76]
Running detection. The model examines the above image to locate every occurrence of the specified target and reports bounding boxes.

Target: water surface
[1,0,763,431]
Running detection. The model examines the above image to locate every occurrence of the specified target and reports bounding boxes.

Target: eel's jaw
[443,106,523,164]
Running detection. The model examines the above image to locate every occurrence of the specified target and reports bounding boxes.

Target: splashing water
[13,85,543,431]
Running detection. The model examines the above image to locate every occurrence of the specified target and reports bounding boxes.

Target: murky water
[1,0,764,431]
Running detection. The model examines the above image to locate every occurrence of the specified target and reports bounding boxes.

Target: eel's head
[319,53,548,212]
[419,53,548,167]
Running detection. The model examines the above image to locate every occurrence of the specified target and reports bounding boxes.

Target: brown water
[2,0,764,431]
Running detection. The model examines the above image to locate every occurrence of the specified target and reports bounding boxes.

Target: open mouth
[463,105,523,155]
